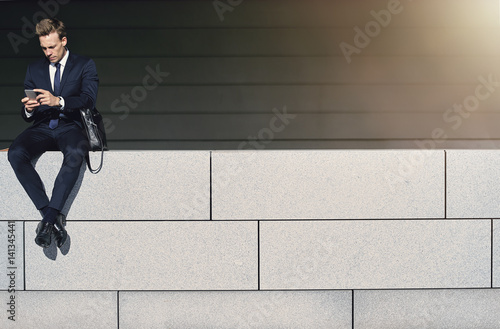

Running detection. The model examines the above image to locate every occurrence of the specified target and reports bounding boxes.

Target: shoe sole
[34,237,50,248]
[55,232,68,248]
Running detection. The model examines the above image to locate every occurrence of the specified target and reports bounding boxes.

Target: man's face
[39,31,67,63]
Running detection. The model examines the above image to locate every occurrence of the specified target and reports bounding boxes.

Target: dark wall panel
[1,0,499,150]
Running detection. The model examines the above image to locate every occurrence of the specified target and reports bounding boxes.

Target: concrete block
[0,152,40,221]
[0,151,210,220]
[260,220,490,289]
[119,290,352,329]
[447,150,500,218]
[495,220,499,287]
[25,221,257,290]
[0,291,117,328]
[212,150,444,220]
[0,221,23,291]
[354,289,500,328]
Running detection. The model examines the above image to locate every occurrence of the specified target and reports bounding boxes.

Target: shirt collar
[52,48,69,67]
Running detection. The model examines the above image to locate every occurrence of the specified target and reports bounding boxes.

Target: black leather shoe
[53,214,67,248]
[35,221,53,248]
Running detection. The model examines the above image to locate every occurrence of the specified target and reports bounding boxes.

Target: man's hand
[34,89,60,107]
[21,97,40,113]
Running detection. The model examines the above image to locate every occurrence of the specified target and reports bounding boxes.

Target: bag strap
[86,148,104,174]
[86,128,105,174]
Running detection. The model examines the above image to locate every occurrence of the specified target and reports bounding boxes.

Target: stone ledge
[119,290,351,329]
[447,150,500,218]
[0,151,210,221]
[0,291,117,329]
[260,220,491,289]
[212,150,445,219]
[24,221,258,291]
[354,289,500,328]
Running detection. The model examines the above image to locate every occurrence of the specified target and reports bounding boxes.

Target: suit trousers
[8,120,89,212]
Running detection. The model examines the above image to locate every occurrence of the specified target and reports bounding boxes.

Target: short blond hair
[36,18,66,40]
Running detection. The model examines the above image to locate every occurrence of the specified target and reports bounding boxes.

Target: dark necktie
[49,62,61,129]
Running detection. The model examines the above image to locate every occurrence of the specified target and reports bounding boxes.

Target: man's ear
[61,36,67,47]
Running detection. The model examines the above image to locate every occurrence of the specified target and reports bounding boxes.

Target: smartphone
[25,89,39,100]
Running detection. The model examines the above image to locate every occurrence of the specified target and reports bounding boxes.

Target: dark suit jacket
[22,51,99,126]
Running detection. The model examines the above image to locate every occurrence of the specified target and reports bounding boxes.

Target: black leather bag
[80,108,107,174]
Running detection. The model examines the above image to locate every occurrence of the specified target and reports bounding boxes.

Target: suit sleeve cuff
[58,96,65,111]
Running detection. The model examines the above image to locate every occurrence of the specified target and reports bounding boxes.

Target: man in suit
[8,18,99,248]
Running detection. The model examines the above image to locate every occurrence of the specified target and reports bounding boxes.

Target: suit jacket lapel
[42,59,53,93]
[59,52,73,94]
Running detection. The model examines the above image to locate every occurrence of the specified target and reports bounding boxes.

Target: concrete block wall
[1,150,499,328]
